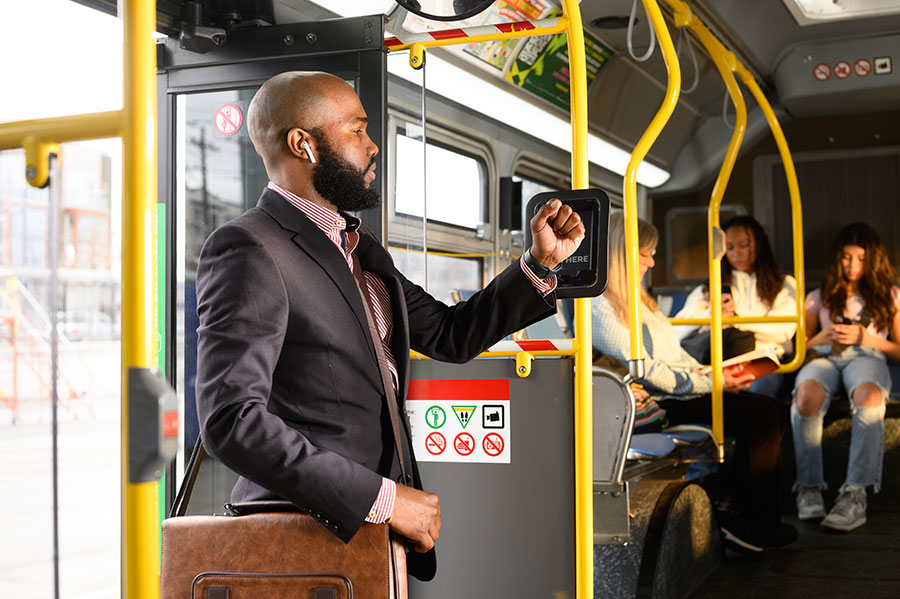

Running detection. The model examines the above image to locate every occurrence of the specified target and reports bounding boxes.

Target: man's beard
[311,136,381,212]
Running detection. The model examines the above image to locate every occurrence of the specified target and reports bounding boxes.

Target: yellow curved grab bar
[623,0,681,379]
[668,2,748,453]
[734,64,807,374]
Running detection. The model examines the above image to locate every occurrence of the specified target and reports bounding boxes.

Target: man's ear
[286,128,316,163]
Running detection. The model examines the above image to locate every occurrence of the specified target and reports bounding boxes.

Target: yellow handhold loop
[22,136,60,189]
[409,43,426,70]
[515,352,534,378]
[674,3,692,28]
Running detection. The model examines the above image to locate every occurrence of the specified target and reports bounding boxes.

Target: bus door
[156,15,401,514]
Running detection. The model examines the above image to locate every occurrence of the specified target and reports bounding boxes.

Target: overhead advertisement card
[407,379,511,464]
[505,10,613,112]
[461,0,553,71]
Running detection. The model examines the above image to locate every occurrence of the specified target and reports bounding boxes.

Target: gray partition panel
[407,357,575,598]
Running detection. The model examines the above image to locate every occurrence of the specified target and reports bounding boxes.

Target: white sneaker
[821,486,867,532]
[796,486,825,520]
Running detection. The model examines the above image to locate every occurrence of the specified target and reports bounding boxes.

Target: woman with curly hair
[675,215,797,397]
[793,223,900,531]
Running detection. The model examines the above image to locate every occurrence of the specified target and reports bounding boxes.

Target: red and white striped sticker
[384,17,557,49]
[481,339,574,354]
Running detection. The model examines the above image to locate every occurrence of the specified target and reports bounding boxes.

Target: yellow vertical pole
[121,0,159,596]
[623,0,681,378]
[561,1,591,597]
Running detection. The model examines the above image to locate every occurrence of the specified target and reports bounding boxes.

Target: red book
[700,346,781,381]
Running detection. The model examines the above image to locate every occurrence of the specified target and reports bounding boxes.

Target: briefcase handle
[169,436,206,518]
[169,437,301,519]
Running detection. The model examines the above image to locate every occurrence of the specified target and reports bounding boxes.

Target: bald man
[194,71,584,582]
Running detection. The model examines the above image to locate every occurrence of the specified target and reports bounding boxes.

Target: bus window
[665,205,747,284]
[394,134,487,230]
[388,116,494,301]
[387,248,482,305]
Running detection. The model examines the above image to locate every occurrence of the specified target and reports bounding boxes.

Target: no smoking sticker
[813,63,831,81]
[854,59,871,77]
[425,432,446,456]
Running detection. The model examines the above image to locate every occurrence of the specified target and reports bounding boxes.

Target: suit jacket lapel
[257,189,377,361]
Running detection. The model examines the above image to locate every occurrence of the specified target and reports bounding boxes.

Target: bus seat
[560,299,575,336]
[592,366,634,483]
[627,433,678,460]
[889,361,900,403]
[450,288,477,304]
[524,311,570,339]
[663,424,715,446]
[665,291,690,317]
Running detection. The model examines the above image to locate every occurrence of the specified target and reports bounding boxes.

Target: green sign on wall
[505,14,613,112]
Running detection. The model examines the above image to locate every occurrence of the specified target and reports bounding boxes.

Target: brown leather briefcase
[160,440,404,599]
[160,510,393,598]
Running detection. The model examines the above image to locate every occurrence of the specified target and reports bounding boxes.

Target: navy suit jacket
[195,188,555,579]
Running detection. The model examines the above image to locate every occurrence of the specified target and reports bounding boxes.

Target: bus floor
[690,403,900,599]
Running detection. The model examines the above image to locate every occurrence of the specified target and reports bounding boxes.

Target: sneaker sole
[820,515,866,532]
[797,509,826,521]
[721,527,765,554]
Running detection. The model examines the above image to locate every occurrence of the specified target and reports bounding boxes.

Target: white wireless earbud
[301,140,317,164]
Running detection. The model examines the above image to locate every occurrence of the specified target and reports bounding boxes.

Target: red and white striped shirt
[267,181,555,524]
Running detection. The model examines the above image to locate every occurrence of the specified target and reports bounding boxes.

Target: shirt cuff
[519,255,557,297]
[365,477,396,524]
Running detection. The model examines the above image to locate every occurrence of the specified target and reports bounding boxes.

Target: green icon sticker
[426,405,447,429]
[452,405,477,429]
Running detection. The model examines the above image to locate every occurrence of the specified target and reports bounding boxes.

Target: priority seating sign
[407,379,510,464]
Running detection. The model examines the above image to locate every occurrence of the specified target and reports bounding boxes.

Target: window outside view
[1,2,124,597]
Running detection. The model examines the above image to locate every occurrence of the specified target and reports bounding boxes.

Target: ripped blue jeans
[791,345,890,492]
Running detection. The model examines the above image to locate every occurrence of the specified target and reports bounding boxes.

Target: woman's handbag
[160,439,404,599]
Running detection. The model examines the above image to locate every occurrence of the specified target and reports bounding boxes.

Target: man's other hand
[390,484,441,553]
[529,198,586,270]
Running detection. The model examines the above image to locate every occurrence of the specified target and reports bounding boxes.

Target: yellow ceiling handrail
[668,1,748,456]
[623,0,681,380]
[663,0,807,379]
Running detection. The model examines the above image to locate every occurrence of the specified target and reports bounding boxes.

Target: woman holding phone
[792,223,900,531]
[675,215,798,397]
[592,211,795,554]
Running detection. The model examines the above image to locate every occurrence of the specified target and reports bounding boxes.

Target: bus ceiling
[68,0,900,195]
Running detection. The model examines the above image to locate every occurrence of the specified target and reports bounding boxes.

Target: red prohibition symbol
[833,61,851,79]
[425,432,446,455]
[483,433,504,457]
[813,63,831,81]
[854,59,872,77]
[454,432,475,456]
[214,104,243,136]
